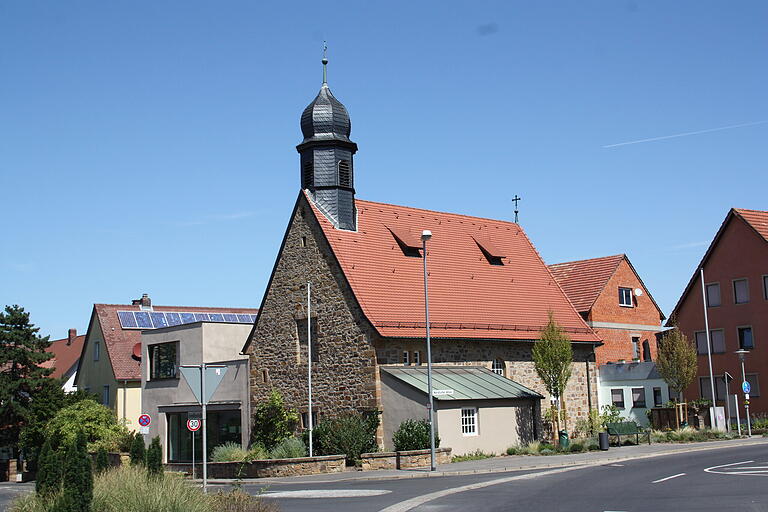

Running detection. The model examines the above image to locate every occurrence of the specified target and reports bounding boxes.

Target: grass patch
[650,427,738,444]
[451,450,495,462]
[10,465,280,512]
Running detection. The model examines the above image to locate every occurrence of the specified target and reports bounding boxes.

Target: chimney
[67,328,77,345]
[131,294,152,308]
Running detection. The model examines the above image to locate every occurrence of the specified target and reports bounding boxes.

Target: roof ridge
[734,207,768,214]
[95,303,258,311]
[356,198,519,227]
[549,254,625,267]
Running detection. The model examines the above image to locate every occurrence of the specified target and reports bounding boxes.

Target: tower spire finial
[322,41,328,85]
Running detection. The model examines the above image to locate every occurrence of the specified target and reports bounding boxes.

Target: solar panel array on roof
[116,311,257,329]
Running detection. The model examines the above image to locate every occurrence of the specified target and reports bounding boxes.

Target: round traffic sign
[138,414,151,427]
[187,419,201,432]
[743,381,751,394]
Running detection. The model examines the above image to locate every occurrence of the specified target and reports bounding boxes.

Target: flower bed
[166,454,346,479]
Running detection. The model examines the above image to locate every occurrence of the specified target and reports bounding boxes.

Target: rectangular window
[619,287,633,307]
[738,326,754,350]
[746,374,760,397]
[632,337,640,360]
[653,387,663,407]
[733,278,749,304]
[705,283,721,307]
[611,389,625,409]
[102,385,110,406]
[632,388,646,408]
[149,342,179,380]
[461,407,477,436]
[402,351,410,365]
[764,275,768,300]
[167,410,241,463]
[642,340,652,362]
[412,351,421,365]
[296,317,319,363]
[695,330,725,354]
[700,376,727,401]
[93,341,100,362]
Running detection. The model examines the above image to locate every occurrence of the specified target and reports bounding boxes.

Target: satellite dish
[634,288,643,297]
[132,343,142,359]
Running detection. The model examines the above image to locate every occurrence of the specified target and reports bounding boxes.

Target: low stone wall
[165,454,346,479]
[360,451,397,471]
[360,448,452,470]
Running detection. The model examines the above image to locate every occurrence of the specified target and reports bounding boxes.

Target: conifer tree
[59,429,92,512]
[35,430,63,496]
[94,446,110,474]
[0,305,53,450]
[130,433,146,466]
[146,436,163,478]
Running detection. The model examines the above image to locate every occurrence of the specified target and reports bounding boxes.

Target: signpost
[187,418,201,479]
[179,364,228,493]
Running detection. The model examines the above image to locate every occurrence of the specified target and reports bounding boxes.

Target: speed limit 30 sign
[187,419,201,432]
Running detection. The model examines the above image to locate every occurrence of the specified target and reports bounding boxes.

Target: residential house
[668,208,768,417]
[243,61,601,455]
[75,294,257,429]
[549,254,668,422]
[142,322,251,463]
[42,328,85,392]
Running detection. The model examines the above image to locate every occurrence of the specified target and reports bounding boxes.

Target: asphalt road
[238,444,768,512]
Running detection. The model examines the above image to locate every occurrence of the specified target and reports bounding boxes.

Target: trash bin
[558,429,569,449]
[598,431,609,451]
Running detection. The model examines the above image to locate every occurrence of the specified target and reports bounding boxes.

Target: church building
[243,58,601,453]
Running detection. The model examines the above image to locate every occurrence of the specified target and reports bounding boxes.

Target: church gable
[245,194,379,416]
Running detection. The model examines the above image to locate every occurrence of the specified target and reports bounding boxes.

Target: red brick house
[549,254,665,366]
[669,208,768,416]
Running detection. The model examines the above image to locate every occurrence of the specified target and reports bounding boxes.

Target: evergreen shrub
[392,418,440,452]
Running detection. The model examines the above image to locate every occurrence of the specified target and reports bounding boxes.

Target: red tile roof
[547,255,625,313]
[735,208,768,242]
[42,334,85,379]
[308,193,599,343]
[92,304,259,380]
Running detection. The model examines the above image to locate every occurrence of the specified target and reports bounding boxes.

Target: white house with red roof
[243,58,601,454]
[42,328,85,393]
[75,294,257,429]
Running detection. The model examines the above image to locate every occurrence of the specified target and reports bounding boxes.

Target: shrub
[538,443,554,453]
[599,405,622,427]
[45,400,128,452]
[251,390,299,451]
[311,410,380,464]
[523,441,541,455]
[506,446,519,455]
[269,437,306,459]
[210,489,281,512]
[569,442,584,453]
[94,447,110,474]
[146,437,163,478]
[246,444,269,461]
[392,419,440,452]
[211,442,249,462]
[130,434,146,466]
[587,442,600,451]
[539,448,554,455]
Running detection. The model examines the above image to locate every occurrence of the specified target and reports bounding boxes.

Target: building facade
[669,208,768,416]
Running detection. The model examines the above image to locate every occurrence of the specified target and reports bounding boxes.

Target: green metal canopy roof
[381,366,544,401]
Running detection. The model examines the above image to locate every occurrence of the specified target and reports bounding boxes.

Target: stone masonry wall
[245,195,380,426]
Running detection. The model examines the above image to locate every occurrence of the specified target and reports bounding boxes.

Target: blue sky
[1,1,766,338]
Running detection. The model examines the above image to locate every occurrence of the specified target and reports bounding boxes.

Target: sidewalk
[207,436,767,486]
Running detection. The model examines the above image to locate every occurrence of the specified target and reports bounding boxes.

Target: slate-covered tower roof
[296,53,358,231]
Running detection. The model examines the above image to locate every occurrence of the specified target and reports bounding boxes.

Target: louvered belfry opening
[296,74,358,231]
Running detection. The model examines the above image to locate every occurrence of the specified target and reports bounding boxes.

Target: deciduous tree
[532,312,573,437]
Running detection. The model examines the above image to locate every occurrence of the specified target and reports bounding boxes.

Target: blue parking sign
[743,381,751,394]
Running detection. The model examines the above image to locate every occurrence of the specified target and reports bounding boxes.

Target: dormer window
[387,225,422,258]
[473,236,505,266]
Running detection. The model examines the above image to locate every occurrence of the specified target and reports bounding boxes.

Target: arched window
[492,358,505,376]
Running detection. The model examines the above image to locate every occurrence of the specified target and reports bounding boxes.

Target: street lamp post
[421,229,436,472]
[735,349,752,436]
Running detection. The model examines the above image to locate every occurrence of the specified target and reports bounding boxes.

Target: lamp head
[421,230,432,242]
[735,349,750,361]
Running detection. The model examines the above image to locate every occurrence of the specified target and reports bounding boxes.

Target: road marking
[378,466,583,512]
[652,473,686,483]
[704,460,768,477]
[264,489,391,499]
[609,464,625,467]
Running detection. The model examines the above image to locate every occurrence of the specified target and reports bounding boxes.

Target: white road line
[652,473,686,483]
[378,466,584,512]
[704,460,753,473]
[264,489,392,498]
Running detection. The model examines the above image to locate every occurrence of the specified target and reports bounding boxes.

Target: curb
[207,437,766,485]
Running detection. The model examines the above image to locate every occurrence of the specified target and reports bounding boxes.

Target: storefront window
[167,410,242,462]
